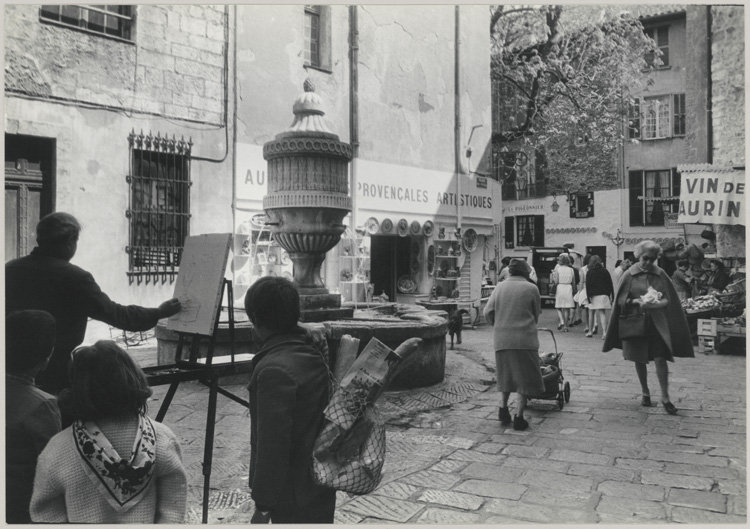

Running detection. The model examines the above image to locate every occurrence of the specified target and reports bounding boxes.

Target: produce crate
[698,336,715,354]
[697,319,718,337]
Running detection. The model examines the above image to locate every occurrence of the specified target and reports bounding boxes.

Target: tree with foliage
[490,5,661,194]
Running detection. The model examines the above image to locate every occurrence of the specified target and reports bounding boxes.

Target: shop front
[231,144,503,310]
[332,158,503,307]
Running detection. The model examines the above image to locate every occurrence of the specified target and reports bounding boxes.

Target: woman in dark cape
[603,241,694,415]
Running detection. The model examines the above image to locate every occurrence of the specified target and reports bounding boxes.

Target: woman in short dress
[585,255,614,339]
[552,254,576,332]
[603,240,694,415]
[483,259,544,431]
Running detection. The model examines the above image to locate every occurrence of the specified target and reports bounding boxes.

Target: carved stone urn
[263,80,354,321]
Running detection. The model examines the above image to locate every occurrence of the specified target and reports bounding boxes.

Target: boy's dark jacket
[247,330,331,511]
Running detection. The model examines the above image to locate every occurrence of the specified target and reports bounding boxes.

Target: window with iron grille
[645,25,669,67]
[304,6,321,67]
[673,93,686,136]
[40,5,133,41]
[127,131,191,281]
[628,168,680,227]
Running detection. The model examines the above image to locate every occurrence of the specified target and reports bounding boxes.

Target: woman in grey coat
[483,259,544,431]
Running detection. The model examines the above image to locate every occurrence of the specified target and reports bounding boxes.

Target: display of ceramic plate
[251,213,268,229]
[381,218,394,233]
[365,217,380,235]
[281,251,291,265]
[427,245,436,275]
[410,220,421,235]
[397,219,409,237]
[423,220,434,237]
[267,253,278,264]
[398,275,417,294]
[462,228,478,253]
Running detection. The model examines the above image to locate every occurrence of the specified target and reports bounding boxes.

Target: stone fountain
[157,81,449,389]
[262,79,353,322]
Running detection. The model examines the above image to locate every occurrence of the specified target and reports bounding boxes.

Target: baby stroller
[529,328,571,409]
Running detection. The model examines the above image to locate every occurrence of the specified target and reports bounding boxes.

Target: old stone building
[5,5,235,340]
[5,5,496,338]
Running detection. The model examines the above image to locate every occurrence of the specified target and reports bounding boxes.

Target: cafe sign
[677,164,745,226]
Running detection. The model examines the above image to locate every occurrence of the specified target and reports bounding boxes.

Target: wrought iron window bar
[39,5,134,42]
[126,130,192,285]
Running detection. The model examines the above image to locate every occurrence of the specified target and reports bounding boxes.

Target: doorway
[5,134,55,260]
[370,235,411,301]
[586,245,607,265]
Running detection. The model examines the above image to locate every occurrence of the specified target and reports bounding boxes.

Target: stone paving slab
[129,308,744,524]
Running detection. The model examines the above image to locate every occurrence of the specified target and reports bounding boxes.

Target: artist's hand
[158,298,182,318]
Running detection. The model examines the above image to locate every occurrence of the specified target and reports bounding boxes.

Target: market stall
[677,164,746,354]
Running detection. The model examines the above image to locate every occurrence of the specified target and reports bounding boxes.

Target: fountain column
[263,80,354,321]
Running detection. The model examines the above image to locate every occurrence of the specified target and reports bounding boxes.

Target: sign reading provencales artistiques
[677,165,745,226]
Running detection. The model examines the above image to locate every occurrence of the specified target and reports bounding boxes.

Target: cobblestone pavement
[131,307,746,524]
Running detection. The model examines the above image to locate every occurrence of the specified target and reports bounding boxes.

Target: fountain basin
[155,304,448,389]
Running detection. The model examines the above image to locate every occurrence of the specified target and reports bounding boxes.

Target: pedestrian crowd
[5,212,715,523]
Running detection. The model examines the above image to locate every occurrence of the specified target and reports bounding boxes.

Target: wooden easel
[144,279,254,524]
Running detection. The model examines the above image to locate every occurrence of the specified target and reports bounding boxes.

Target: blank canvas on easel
[167,233,233,336]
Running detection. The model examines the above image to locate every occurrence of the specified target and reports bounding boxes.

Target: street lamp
[516,175,527,200]
[551,193,560,212]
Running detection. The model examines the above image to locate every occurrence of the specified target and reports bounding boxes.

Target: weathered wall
[684,6,710,163]
[711,5,745,166]
[235,5,350,145]
[5,4,227,124]
[711,6,745,258]
[5,4,234,342]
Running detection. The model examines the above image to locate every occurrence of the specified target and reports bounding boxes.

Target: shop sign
[476,176,487,188]
[356,159,500,221]
[235,143,267,202]
[677,168,745,226]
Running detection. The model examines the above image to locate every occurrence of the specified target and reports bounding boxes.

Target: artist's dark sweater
[6,248,162,394]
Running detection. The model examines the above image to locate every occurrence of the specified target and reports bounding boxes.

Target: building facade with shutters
[494,6,743,271]
[5,5,235,341]
[6,5,497,334]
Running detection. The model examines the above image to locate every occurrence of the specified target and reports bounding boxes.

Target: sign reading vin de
[677,167,745,226]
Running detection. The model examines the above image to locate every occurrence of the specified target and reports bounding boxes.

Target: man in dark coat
[245,276,335,524]
[5,212,181,395]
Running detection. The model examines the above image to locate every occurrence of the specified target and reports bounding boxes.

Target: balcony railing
[501,181,547,201]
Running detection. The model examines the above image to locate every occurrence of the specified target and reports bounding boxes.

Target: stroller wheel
[557,392,564,409]
[564,381,571,403]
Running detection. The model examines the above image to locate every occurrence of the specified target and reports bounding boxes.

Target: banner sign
[677,167,745,226]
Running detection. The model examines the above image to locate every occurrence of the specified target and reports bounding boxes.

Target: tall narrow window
[40,5,133,41]
[641,95,671,139]
[127,131,191,282]
[673,94,686,136]
[304,6,321,68]
[645,26,669,67]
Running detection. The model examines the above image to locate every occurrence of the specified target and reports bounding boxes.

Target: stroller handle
[537,327,559,356]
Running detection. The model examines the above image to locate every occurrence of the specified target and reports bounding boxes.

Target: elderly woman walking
[483,259,544,431]
[603,240,694,415]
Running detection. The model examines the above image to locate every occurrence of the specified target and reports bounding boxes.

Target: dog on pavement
[447,308,469,349]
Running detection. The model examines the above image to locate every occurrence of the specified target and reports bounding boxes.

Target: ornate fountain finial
[290,78,331,133]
